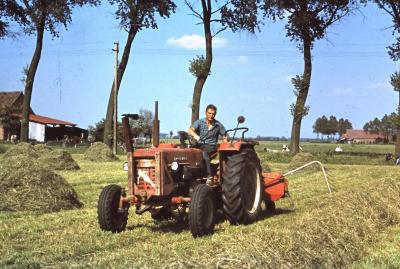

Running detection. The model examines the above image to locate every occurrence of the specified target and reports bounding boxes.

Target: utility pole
[112,42,119,156]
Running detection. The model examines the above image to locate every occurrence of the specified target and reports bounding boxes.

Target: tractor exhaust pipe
[152,101,160,148]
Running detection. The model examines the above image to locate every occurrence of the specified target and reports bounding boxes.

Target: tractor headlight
[171,161,179,171]
[123,162,129,171]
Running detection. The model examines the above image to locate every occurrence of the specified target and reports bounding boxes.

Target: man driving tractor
[188,104,227,184]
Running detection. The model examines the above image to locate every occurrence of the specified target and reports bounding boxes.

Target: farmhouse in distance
[0,91,87,142]
[340,129,389,144]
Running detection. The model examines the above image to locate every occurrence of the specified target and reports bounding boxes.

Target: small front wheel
[189,184,216,237]
[98,184,128,233]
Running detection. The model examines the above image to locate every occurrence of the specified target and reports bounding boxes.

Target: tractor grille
[135,159,157,192]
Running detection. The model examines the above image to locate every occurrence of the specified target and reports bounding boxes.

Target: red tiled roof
[342,129,383,140]
[29,114,76,126]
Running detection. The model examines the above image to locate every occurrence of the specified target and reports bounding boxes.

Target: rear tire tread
[222,148,262,224]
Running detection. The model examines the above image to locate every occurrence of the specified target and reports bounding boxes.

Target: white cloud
[332,87,354,96]
[367,82,392,90]
[167,34,227,50]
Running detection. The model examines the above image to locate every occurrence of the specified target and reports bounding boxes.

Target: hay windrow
[83,142,119,162]
[38,149,80,170]
[287,152,320,172]
[34,144,53,155]
[0,155,83,212]
[3,142,38,159]
[164,178,400,269]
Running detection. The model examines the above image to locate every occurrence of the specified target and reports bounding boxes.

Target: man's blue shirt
[191,118,226,146]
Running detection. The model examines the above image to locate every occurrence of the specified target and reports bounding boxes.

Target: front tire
[222,148,263,224]
[98,184,128,233]
[189,184,216,237]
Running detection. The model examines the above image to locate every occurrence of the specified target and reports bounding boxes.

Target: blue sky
[0,2,398,138]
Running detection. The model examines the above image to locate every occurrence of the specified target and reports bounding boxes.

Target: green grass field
[0,142,399,268]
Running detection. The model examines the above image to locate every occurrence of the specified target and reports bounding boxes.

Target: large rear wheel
[98,184,129,233]
[222,148,263,224]
[189,184,216,237]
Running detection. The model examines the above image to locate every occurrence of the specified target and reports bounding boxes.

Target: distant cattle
[335,146,343,152]
[10,135,17,144]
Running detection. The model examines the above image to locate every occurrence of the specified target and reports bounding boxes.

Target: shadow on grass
[126,209,228,235]
[125,207,293,236]
[258,208,294,221]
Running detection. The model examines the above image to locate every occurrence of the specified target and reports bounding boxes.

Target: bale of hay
[83,142,118,162]
[3,142,38,159]
[38,150,80,170]
[34,144,53,155]
[0,155,82,212]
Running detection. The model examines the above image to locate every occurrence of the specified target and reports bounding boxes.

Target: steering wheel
[178,131,197,148]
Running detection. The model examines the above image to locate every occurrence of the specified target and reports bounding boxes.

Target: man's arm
[188,120,201,142]
[219,123,228,142]
[187,127,200,141]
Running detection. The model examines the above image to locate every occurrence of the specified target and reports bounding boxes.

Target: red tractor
[98,104,288,237]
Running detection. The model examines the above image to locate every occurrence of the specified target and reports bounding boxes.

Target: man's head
[205,104,217,123]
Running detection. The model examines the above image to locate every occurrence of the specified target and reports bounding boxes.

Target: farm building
[340,129,386,144]
[0,91,87,142]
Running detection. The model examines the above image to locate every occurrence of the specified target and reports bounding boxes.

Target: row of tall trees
[313,115,353,140]
[1,1,399,155]
[363,112,398,142]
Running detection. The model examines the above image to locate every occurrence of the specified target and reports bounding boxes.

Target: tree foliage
[371,1,400,60]
[108,0,176,31]
[363,113,397,142]
[189,55,211,78]
[8,0,99,38]
[313,115,352,139]
[131,109,154,137]
[0,105,21,139]
[0,0,27,38]
[221,0,260,33]
[391,71,400,93]
[262,0,357,49]
[338,118,353,136]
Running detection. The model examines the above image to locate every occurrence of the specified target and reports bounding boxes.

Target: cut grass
[0,151,399,268]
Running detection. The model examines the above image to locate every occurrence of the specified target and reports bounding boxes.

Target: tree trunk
[191,0,212,124]
[290,37,312,155]
[20,14,46,142]
[396,91,400,155]
[103,26,138,146]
